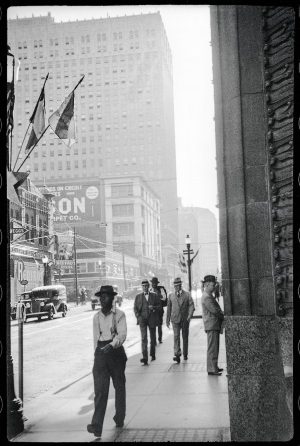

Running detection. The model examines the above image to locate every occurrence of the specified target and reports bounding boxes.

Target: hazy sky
[8,5,218,216]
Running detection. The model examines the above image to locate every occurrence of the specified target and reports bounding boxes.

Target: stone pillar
[210,5,293,441]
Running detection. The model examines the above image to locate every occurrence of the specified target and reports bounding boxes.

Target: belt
[97,340,112,347]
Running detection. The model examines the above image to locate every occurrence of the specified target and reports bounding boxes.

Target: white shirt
[144,293,149,302]
[93,308,127,351]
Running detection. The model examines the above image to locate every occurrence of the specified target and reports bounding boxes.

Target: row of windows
[17,29,156,49]
[19,51,159,71]
[33,159,103,171]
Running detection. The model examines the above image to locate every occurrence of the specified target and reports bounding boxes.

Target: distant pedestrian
[134,279,162,365]
[80,287,87,305]
[87,285,127,439]
[166,277,195,363]
[201,275,224,376]
[150,277,168,344]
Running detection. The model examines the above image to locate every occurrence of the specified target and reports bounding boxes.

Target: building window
[112,204,134,217]
[111,184,133,198]
[87,262,95,273]
[113,222,134,236]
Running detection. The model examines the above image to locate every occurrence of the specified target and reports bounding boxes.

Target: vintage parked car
[11,284,68,322]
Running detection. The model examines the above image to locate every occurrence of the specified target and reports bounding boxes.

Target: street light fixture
[183,234,194,292]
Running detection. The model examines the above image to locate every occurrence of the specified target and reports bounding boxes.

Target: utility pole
[73,227,78,302]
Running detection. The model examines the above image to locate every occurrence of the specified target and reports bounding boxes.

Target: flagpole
[73,75,85,91]
[13,73,49,171]
[16,125,50,173]
[12,122,30,171]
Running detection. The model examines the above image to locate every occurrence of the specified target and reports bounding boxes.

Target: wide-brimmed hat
[95,285,117,297]
[173,277,182,285]
[141,279,149,285]
[150,277,160,284]
[203,275,217,283]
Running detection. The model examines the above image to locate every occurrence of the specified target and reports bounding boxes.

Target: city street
[10,298,175,404]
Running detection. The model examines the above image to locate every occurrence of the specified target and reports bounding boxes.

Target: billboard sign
[39,182,101,223]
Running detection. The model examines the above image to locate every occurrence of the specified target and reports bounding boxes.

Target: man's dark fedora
[95,285,117,297]
[203,275,217,283]
[150,277,160,284]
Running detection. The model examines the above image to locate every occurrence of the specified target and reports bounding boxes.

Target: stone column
[210,5,293,441]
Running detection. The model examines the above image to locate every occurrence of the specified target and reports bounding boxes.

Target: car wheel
[48,308,54,320]
[38,316,41,322]
[92,304,95,310]
[62,306,67,317]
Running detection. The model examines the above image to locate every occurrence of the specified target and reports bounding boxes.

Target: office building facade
[8,11,178,260]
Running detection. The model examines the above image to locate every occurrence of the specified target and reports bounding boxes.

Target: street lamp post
[42,256,49,286]
[183,234,194,292]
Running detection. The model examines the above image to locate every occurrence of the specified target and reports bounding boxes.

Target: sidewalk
[12,318,230,442]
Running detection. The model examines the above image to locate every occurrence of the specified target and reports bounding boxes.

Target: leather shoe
[208,371,222,376]
[87,424,102,437]
[217,367,223,372]
[140,358,148,365]
[184,355,188,360]
[113,416,124,428]
[173,355,180,363]
[151,356,156,361]
[159,339,163,343]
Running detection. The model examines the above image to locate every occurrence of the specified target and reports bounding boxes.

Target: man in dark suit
[201,275,224,376]
[149,277,168,344]
[134,279,162,365]
[166,277,195,363]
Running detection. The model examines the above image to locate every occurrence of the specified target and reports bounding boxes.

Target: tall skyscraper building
[8,11,179,263]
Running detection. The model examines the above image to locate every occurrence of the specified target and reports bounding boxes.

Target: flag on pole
[178,253,187,274]
[48,90,76,147]
[25,86,46,152]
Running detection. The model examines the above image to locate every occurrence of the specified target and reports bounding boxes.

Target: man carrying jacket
[134,279,162,365]
[166,277,195,363]
[201,275,224,376]
[149,276,168,344]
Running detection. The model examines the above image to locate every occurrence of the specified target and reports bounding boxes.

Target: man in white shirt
[87,285,127,438]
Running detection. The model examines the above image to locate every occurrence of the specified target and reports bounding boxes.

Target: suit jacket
[201,291,224,331]
[166,289,195,325]
[134,292,161,328]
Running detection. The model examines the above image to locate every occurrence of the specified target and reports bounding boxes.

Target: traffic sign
[12,228,26,234]
[20,279,28,286]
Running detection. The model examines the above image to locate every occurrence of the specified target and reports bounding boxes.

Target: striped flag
[48,90,76,147]
[25,86,46,152]
[178,253,187,274]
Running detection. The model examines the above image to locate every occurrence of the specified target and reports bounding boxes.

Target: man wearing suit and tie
[201,275,224,376]
[166,277,195,363]
[134,279,162,365]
